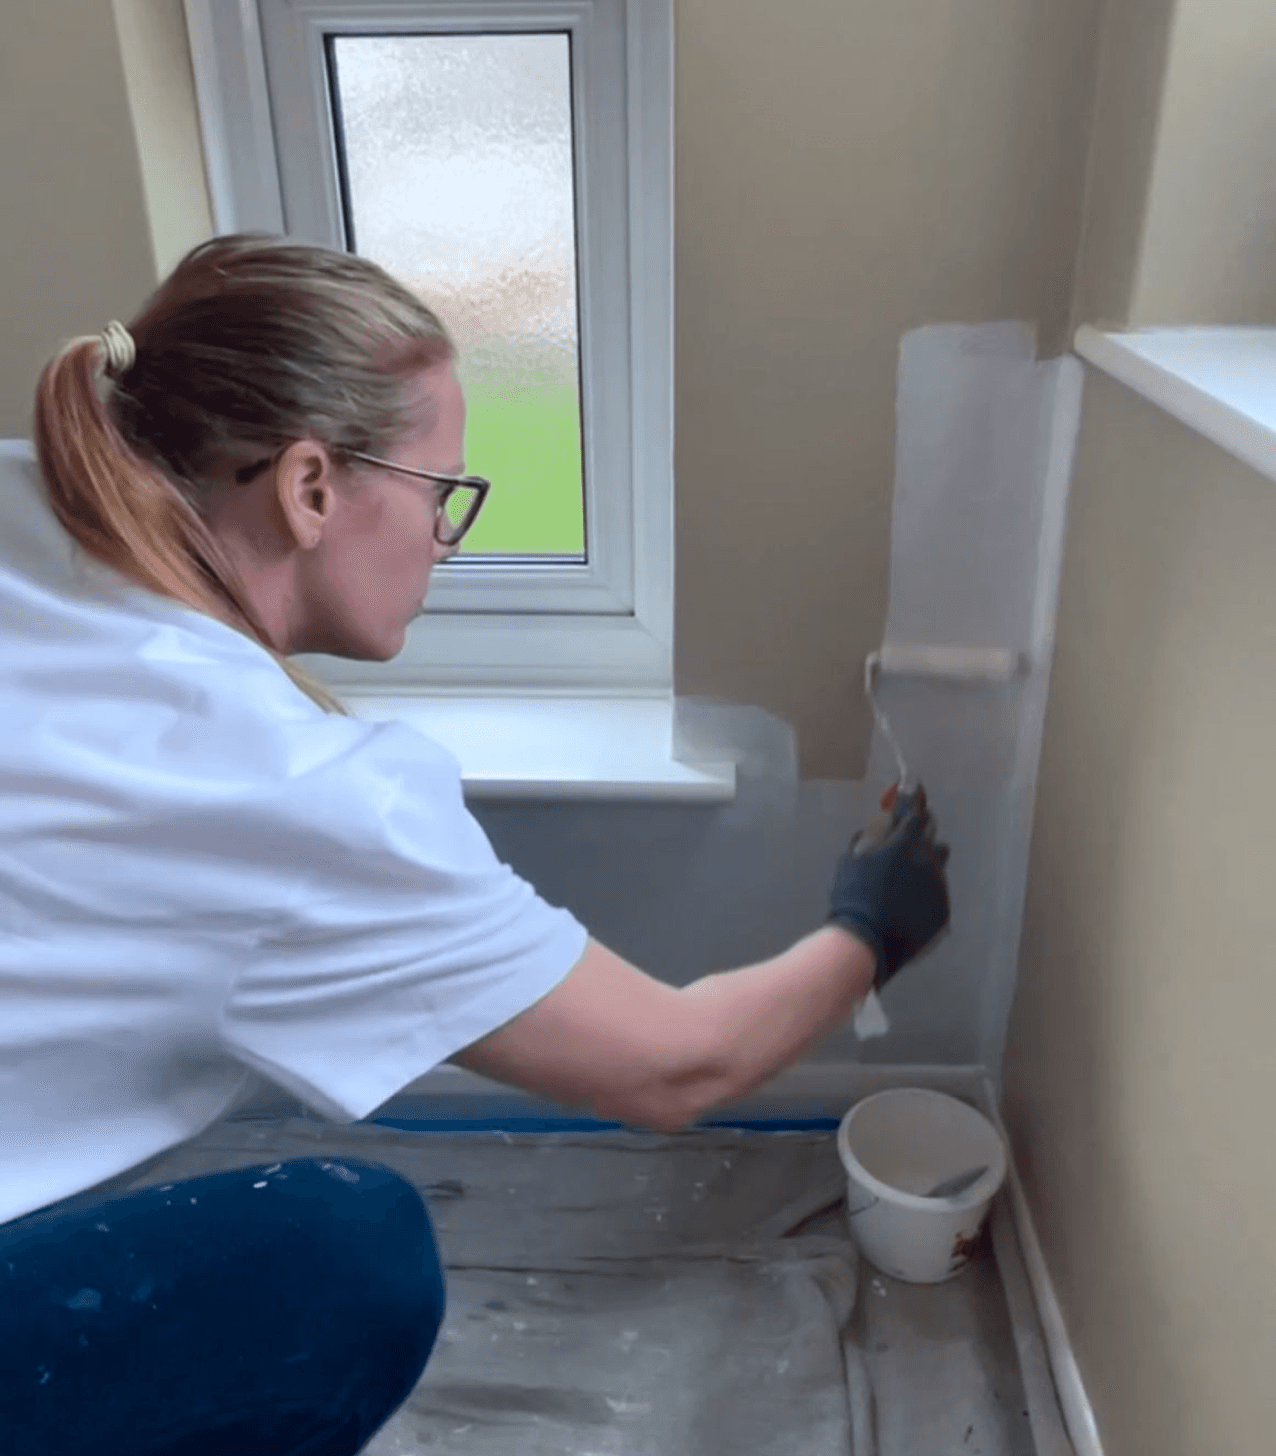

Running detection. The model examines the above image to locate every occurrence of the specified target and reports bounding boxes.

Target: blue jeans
[0,1159,446,1456]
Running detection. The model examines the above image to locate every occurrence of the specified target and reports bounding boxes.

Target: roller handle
[851,782,927,857]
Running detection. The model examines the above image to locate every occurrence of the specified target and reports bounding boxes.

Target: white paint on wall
[863,324,1082,1078]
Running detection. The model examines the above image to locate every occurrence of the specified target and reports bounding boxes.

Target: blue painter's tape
[707,1118,840,1131]
[369,1118,624,1133]
[366,1116,840,1134]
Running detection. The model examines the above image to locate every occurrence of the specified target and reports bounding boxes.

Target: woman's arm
[454,789,949,1131]
[452,928,875,1132]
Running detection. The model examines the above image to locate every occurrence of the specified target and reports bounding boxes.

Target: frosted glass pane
[330,33,585,558]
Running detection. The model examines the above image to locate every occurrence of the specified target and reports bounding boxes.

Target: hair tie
[99,320,136,378]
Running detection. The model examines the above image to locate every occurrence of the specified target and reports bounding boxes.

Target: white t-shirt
[0,439,589,1225]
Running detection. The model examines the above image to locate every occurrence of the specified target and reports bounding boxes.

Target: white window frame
[183,0,673,695]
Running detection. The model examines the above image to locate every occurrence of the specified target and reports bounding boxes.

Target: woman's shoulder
[0,436,461,794]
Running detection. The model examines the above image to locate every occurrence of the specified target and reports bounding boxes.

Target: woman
[0,235,950,1456]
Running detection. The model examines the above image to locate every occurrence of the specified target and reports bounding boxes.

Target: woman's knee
[270,1159,446,1339]
[147,1157,447,1385]
[0,1159,446,1456]
[284,1159,447,1410]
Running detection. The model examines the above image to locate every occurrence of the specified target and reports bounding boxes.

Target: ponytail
[29,235,455,718]
[32,334,347,716]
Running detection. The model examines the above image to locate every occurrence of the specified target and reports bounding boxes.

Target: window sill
[1074,325,1276,482]
[343,693,738,803]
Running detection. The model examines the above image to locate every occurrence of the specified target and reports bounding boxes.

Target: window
[330,31,587,562]
[184,0,673,694]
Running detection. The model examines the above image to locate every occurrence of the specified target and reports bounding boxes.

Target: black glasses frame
[344,451,491,548]
[233,448,491,549]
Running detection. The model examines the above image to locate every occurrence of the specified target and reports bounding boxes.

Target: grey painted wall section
[472,772,1029,1069]
[474,771,909,1060]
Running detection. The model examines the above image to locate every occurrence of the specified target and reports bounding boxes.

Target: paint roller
[864,644,1026,797]
[849,643,1027,1040]
[854,644,1027,850]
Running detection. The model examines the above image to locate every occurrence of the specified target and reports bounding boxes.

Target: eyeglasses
[233,448,491,549]
[344,451,491,548]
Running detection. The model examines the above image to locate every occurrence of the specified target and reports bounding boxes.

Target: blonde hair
[32,234,456,713]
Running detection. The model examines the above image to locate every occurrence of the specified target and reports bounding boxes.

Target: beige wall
[1004,369,1276,1455]
[1068,0,1177,329]
[0,2,158,436]
[112,0,214,278]
[1071,0,1276,331]
[672,0,1104,775]
[0,0,1107,774]
[1130,0,1276,325]
[1015,11,1276,1446]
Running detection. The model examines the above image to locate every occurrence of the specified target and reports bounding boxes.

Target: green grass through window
[457,377,585,557]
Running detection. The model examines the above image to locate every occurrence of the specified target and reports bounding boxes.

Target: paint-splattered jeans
[0,1159,446,1456]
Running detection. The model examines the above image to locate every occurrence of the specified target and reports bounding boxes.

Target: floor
[119,1112,1069,1455]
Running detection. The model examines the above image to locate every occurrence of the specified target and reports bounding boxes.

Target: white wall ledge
[1074,325,1276,482]
[344,693,738,803]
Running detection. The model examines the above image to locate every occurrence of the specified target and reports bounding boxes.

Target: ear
[273,440,340,550]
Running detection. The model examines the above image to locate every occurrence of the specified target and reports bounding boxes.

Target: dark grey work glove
[828,784,951,990]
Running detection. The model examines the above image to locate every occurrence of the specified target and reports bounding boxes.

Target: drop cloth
[111,1116,1055,1456]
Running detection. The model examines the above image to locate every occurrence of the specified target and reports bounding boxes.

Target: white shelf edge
[343,692,737,803]
[1074,324,1276,483]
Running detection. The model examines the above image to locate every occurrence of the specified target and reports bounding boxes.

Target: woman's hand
[828,784,951,989]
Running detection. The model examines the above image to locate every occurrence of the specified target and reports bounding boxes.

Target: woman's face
[293,359,467,661]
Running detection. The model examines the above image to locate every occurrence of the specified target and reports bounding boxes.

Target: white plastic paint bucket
[836,1088,1007,1284]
